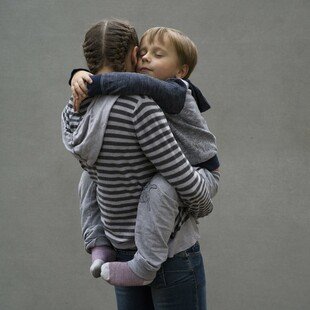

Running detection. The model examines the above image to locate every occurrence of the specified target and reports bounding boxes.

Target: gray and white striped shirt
[62,95,212,248]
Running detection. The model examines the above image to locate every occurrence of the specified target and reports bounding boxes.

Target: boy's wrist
[87,75,102,97]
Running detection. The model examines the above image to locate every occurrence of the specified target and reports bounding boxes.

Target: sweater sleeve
[87,72,187,114]
[132,98,213,218]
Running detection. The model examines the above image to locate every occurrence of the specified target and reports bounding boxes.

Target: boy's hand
[71,71,93,111]
[73,96,86,112]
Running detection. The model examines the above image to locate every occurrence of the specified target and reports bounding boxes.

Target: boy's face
[137,35,186,80]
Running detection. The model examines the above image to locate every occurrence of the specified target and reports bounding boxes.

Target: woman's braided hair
[83,19,138,74]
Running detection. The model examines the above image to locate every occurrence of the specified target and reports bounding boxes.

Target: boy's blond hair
[140,27,198,79]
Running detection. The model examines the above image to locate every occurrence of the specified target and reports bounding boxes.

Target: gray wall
[1,0,309,309]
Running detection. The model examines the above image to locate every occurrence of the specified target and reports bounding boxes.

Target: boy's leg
[101,174,182,286]
[79,171,116,278]
[101,169,220,286]
[90,246,116,278]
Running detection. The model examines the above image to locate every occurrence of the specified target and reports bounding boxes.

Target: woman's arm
[132,98,213,219]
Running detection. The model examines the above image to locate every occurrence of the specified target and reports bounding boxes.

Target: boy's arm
[79,171,112,253]
[68,69,212,114]
[133,98,213,218]
[88,72,187,114]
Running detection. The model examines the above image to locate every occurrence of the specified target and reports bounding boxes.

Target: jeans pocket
[188,251,206,287]
[150,253,194,289]
[151,262,196,289]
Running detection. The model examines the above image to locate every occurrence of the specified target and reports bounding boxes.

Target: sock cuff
[91,246,115,263]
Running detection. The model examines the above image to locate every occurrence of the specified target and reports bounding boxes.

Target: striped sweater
[62,95,212,248]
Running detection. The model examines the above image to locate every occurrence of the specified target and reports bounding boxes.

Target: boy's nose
[141,53,150,62]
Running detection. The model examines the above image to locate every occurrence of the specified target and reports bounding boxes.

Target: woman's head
[83,19,139,74]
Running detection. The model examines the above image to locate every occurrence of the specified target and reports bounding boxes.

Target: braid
[83,19,138,74]
[83,22,106,74]
[104,20,138,72]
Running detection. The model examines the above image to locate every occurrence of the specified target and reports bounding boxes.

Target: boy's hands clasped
[71,71,93,111]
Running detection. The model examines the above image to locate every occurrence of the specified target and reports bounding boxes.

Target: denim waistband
[115,248,137,256]
[115,242,200,258]
[174,242,200,258]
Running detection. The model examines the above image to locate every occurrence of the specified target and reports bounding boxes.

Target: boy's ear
[131,46,139,67]
[176,64,189,79]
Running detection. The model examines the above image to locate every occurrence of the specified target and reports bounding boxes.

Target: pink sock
[101,262,152,286]
[90,246,116,278]
[91,246,116,263]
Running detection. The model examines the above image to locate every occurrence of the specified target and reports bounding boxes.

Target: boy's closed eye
[154,52,164,58]
[138,49,147,57]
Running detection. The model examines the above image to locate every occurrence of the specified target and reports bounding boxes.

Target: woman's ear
[176,64,189,79]
[131,46,139,67]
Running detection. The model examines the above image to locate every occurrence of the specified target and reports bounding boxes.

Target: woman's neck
[96,66,114,74]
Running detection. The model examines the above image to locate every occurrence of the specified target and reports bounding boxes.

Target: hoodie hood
[62,95,119,167]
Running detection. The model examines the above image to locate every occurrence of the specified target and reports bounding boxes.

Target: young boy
[70,27,220,286]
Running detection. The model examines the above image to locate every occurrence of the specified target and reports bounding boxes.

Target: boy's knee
[148,174,180,204]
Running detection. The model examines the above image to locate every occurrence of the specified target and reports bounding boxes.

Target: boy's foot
[90,246,116,278]
[101,262,152,286]
[90,259,104,278]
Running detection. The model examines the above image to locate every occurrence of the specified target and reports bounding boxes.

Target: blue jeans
[114,242,207,310]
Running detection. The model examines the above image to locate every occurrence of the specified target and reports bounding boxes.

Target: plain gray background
[1,0,309,309]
